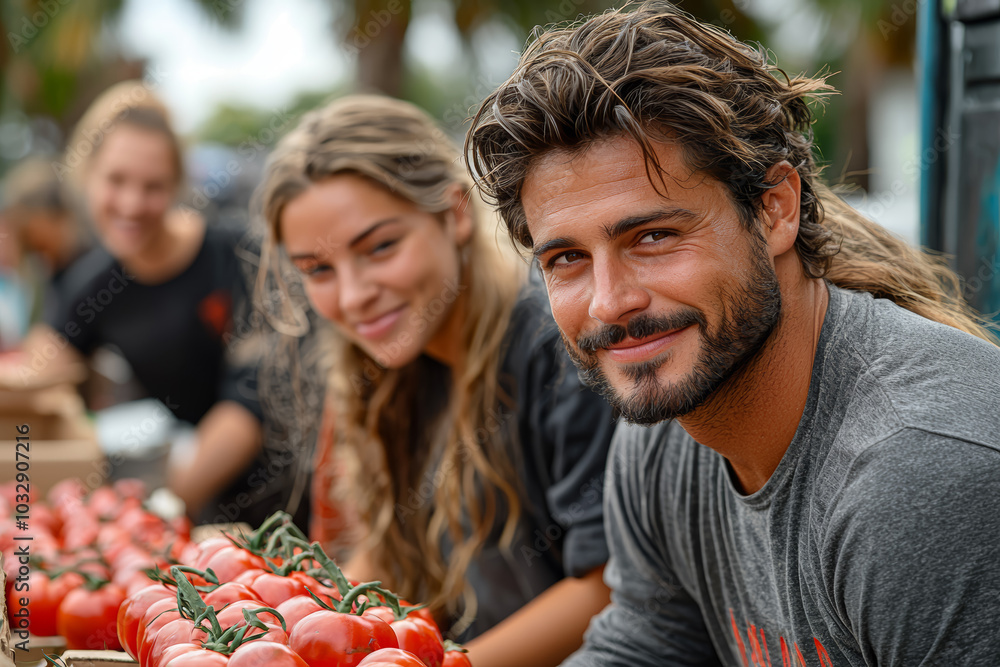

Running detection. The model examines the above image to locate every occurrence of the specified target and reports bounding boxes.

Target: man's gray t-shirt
[567,283,1000,666]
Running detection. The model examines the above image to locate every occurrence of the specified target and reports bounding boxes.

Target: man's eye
[552,251,585,267]
[638,230,673,244]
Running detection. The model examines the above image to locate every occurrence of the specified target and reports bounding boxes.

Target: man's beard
[563,231,782,425]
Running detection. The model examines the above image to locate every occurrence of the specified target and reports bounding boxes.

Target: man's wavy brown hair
[467,1,997,344]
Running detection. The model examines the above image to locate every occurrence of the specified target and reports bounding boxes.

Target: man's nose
[587,256,649,324]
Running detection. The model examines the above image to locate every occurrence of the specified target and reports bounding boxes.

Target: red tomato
[135,597,181,657]
[114,478,148,500]
[389,619,444,667]
[357,649,428,667]
[193,538,237,568]
[215,599,281,626]
[117,584,175,659]
[441,648,472,667]
[143,617,196,667]
[289,610,398,667]
[56,583,126,650]
[363,608,443,667]
[163,648,231,667]
[179,540,204,565]
[232,568,268,587]
[202,547,267,583]
[289,573,342,603]
[33,504,60,535]
[246,572,308,607]
[88,486,121,519]
[157,643,203,666]
[118,506,167,545]
[170,515,193,541]
[62,515,101,550]
[203,582,261,608]
[48,478,86,508]
[245,621,289,644]
[124,570,162,597]
[274,596,328,632]
[228,642,308,667]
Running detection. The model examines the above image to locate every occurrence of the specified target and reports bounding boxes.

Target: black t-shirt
[431,280,618,639]
[46,225,261,424]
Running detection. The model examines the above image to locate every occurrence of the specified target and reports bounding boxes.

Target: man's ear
[758,161,801,258]
[446,183,474,246]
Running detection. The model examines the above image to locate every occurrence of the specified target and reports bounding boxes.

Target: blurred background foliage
[0,0,919,197]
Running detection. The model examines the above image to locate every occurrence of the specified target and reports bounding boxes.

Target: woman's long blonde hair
[257,95,524,628]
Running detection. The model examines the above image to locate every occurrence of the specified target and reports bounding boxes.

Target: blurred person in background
[258,95,617,666]
[0,210,30,350]
[0,81,265,522]
[2,156,90,325]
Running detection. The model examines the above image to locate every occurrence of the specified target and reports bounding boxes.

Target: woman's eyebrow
[349,217,400,247]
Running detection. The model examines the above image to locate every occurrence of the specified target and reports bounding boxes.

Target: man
[467,3,1000,666]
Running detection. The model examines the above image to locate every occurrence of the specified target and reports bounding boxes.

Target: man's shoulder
[834,286,1000,447]
[824,427,1000,556]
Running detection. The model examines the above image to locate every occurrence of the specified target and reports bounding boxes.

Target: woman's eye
[295,261,332,277]
[638,230,673,244]
[552,251,585,267]
[371,239,397,255]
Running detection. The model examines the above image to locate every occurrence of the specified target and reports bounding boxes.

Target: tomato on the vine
[357,648,429,667]
[117,583,175,659]
[289,610,398,667]
[135,597,182,656]
[202,547,267,583]
[274,596,328,632]
[363,608,444,667]
[163,648,231,667]
[142,617,196,667]
[228,642,309,667]
[245,572,308,607]
[203,582,261,608]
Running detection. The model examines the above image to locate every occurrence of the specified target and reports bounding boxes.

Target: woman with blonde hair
[258,94,617,666]
[0,81,266,521]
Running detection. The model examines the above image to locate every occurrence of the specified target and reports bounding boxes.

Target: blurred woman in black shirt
[0,81,263,520]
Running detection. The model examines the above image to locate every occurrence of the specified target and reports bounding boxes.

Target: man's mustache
[576,309,705,355]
